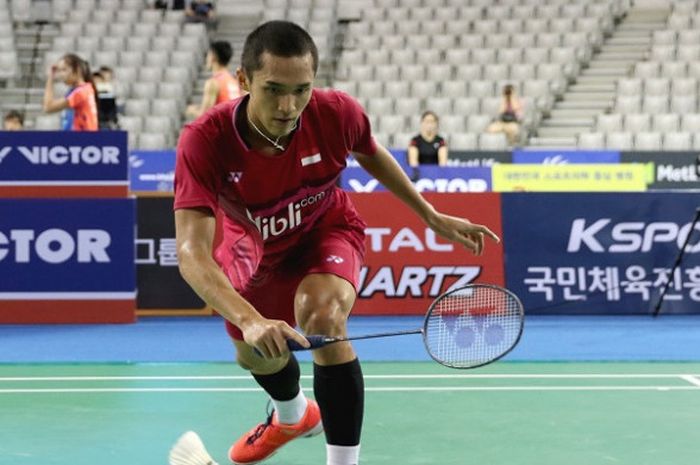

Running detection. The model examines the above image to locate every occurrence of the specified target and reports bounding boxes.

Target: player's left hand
[426,212,500,256]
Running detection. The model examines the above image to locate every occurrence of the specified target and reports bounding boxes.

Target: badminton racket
[288,284,524,369]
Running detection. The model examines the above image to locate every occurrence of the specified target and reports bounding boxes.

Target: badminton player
[174,20,499,465]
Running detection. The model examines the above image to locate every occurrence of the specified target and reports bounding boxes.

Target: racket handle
[287,335,331,351]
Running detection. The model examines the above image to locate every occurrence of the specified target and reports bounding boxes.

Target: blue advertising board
[0,131,128,185]
[512,149,620,164]
[0,199,135,298]
[341,165,493,192]
[129,150,176,192]
[502,193,700,314]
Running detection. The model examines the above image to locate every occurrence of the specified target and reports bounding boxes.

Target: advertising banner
[350,193,504,315]
[621,151,700,190]
[0,131,128,197]
[0,198,136,322]
[448,150,512,166]
[512,149,620,164]
[502,193,700,314]
[492,164,647,192]
[129,150,176,193]
[341,166,493,193]
[136,197,207,313]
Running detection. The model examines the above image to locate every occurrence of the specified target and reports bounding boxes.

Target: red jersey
[66,83,98,131]
[213,70,242,103]
[174,89,377,291]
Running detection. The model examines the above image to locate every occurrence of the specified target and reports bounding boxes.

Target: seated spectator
[187,41,243,119]
[408,111,448,173]
[43,54,98,131]
[93,69,119,129]
[186,0,215,26]
[486,84,523,146]
[3,110,23,130]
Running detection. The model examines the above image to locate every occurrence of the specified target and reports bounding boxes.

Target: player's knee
[296,294,351,336]
[234,342,289,374]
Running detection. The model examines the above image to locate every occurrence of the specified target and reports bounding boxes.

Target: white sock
[272,389,307,425]
[326,444,360,465]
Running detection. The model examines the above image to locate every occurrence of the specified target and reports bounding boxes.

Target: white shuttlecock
[169,431,219,465]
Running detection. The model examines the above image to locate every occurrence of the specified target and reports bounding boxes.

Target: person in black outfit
[407,110,448,179]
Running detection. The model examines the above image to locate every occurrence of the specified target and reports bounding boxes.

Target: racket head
[422,284,524,369]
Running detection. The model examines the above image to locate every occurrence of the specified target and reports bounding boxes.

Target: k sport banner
[0,199,136,323]
[350,193,504,315]
[0,131,128,197]
[502,193,700,314]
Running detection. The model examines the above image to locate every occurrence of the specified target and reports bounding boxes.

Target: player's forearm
[178,250,262,329]
[355,145,437,224]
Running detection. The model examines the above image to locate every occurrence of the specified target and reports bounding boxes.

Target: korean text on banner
[350,192,504,315]
[492,164,647,192]
[502,193,700,314]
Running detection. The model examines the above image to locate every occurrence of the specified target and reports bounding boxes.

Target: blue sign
[129,150,176,192]
[0,199,135,297]
[0,131,128,185]
[341,165,492,192]
[502,193,700,315]
[512,149,620,164]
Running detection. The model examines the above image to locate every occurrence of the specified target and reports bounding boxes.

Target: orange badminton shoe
[229,399,323,464]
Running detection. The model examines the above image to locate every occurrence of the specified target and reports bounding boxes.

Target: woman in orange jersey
[43,54,99,131]
[186,41,244,118]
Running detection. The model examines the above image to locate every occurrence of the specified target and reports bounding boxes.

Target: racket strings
[424,286,522,368]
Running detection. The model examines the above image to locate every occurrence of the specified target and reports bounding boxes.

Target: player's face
[55,59,77,86]
[3,118,21,131]
[242,51,315,138]
[421,114,438,134]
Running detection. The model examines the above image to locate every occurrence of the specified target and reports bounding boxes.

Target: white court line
[0,386,698,394]
[680,375,700,387]
[2,374,699,382]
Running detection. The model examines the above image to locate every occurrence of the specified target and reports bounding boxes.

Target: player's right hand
[241,318,310,359]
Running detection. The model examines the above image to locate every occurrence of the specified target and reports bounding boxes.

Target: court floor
[2,361,700,465]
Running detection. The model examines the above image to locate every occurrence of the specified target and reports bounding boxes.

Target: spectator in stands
[153,0,185,9]
[3,110,23,130]
[408,110,448,173]
[185,0,215,26]
[186,41,243,119]
[93,70,119,129]
[99,66,124,115]
[486,84,523,146]
[43,54,98,131]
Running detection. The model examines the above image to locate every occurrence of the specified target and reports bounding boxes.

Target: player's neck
[211,63,227,75]
[237,100,292,155]
[421,131,436,141]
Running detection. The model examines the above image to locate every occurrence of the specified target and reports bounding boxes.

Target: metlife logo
[503,193,700,314]
[621,151,700,189]
[0,131,127,183]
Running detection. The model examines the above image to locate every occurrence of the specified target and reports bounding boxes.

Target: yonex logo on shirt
[325,255,344,264]
[227,171,243,183]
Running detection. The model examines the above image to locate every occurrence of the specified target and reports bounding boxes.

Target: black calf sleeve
[314,358,364,446]
[251,355,301,401]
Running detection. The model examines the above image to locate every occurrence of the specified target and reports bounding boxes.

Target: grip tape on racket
[287,335,329,351]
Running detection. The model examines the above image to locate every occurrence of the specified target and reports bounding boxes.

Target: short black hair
[241,21,318,78]
[209,41,233,66]
[421,110,439,122]
[4,110,23,124]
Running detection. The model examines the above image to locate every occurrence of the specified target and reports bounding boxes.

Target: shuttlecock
[169,431,219,465]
